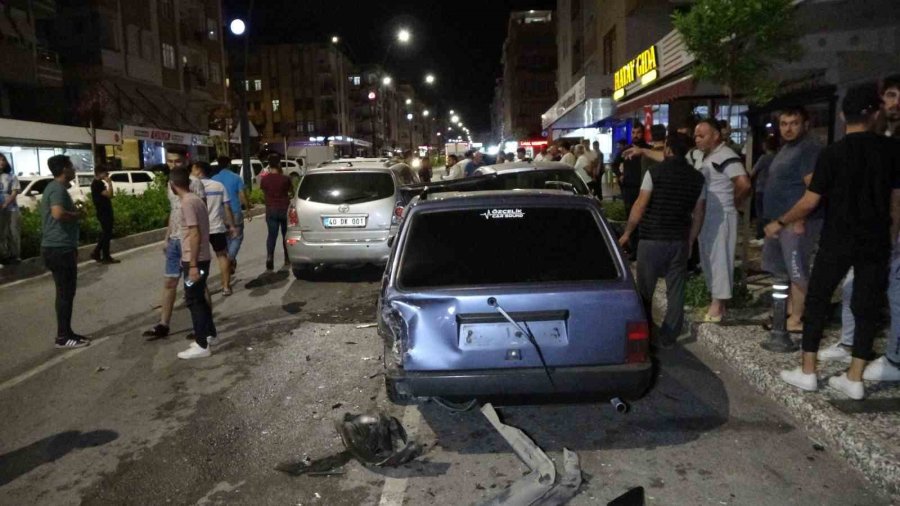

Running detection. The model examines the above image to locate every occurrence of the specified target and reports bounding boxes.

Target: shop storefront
[113,125,212,170]
[0,118,119,176]
[541,75,617,158]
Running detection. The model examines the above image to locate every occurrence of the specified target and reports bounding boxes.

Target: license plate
[459,320,568,350]
[323,216,367,228]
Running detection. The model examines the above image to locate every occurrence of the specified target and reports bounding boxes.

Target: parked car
[211,158,265,183]
[317,158,391,168]
[16,176,85,210]
[285,162,403,278]
[377,190,652,404]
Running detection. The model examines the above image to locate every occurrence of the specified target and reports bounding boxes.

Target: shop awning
[0,118,119,146]
[614,75,696,116]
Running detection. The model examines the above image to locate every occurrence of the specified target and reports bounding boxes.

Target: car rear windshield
[297,172,394,205]
[398,206,619,288]
[495,170,589,194]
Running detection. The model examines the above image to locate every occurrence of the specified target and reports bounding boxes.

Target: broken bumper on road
[388,363,654,400]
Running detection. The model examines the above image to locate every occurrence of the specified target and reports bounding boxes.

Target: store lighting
[613,89,625,101]
[641,69,658,86]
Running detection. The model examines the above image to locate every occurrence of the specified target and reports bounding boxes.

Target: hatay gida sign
[613,45,659,101]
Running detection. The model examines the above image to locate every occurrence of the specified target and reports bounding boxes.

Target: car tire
[384,376,413,405]
[291,264,310,280]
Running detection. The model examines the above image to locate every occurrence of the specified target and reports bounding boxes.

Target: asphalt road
[0,219,889,505]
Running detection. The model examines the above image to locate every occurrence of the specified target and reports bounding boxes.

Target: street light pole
[232,2,254,189]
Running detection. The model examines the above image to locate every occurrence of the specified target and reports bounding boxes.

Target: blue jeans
[840,256,900,363]
[265,210,288,260]
[227,221,244,261]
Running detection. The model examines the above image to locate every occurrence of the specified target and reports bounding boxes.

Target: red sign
[519,140,548,147]
[643,106,653,143]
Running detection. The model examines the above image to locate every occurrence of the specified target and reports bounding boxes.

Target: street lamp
[422,110,430,117]
[397,28,411,44]
[451,115,459,124]
[449,109,455,115]
[406,113,414,152]
[368,91,377,155]
[405,98,412,105]
[331,35,340,44]
[425,73,436,85]
[382,76,392,86]
[229,19,246,36]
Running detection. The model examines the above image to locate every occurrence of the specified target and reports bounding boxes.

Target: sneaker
[143,324,170,341]
[177,342,211,360]
[818,342,852,364]
[101,257,121,264]
[863,356,900,382]
[779,367,818,392]
[55,336,91,349]
[827,373,864,400]
[206,335,218,347]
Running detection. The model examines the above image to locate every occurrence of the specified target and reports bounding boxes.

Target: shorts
[762,219,822,289]
[164,238,183,278]
[210,233,228,255]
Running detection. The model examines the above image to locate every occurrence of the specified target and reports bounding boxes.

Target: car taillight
[626,321,649,364]
[391,202,404,225]
[288,206,298,227]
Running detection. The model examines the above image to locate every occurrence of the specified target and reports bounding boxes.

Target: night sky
[222,0,557,134]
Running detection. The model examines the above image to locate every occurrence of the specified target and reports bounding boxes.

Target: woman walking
[259,155,293,271]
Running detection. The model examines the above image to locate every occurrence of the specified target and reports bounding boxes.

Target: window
[131,172,153,183]
[297,173,395,205]
[244,80,250,91]
[209,62,221,83]
[602,26,616,75]
[161,0,174,19]
[162,43,175,69]
[207,18,218,40]
[398,207,617,288]
[110,173,129,183]
[253,79,262,91]
[307,121,315,133]
[272,99,280,112]
[349,75,361,86]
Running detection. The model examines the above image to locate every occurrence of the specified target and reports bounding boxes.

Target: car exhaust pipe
[610,397,628,414]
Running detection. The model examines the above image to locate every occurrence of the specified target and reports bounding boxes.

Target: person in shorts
[192,161,236,295]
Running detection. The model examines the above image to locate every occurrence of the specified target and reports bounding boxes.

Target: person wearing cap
[768,82,900,400]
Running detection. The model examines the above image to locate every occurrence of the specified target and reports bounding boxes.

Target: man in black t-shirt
[90,164,120,264]
[765,83,900,400]
[613,123,651,257]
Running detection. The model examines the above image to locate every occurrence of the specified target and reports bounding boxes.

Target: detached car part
[336,412,421,467]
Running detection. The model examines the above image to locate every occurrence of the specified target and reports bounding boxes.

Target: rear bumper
[286,230,392,265]
[387,362,653,399]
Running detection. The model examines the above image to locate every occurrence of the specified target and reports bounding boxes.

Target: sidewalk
[651,262,900,502]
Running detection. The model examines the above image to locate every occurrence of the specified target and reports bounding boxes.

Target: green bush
[248,187,264,205]
[684,268,755,308]
[20,175,171,260]
[604,199,627,221]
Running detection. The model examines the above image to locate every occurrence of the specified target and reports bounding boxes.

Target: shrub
[604,199,627,221]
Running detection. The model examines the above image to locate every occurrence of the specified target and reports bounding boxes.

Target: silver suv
[286,163,402,278]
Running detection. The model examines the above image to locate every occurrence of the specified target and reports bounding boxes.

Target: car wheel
[291,264,310,280]
[384,376,413,405]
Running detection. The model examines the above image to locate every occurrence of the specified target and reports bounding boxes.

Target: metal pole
[370,101,376,156]
[240,0,255,190]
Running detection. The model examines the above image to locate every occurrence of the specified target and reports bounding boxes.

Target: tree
[672,0,803,118]
[74,83,112,168]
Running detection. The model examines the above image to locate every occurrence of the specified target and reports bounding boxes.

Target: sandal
[703,313,723,323]
[222,287,233,297]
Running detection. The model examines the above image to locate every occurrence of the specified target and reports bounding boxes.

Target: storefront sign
[542,77,587,129]
[614,46,658,92]
[122,125,211,146]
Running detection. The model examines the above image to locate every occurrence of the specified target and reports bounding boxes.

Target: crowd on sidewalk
[615,77,900,401]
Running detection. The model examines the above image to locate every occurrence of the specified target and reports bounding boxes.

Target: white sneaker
[827,373,864,400]
[863,356,900,382]
[818,342,852,364]
[780,368,818,392]
[177,342,211,360]
[750,238,765,247]
[206,335,218,347]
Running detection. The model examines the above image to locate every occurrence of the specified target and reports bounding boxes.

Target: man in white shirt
[192,161,237,296]
[442,154,466,180]
[573,145,592,185]
[559,141,576,166]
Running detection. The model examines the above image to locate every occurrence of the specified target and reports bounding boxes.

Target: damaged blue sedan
[377,189,653,404]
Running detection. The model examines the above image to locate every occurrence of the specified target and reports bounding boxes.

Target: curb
[0,206,266,286]
[651,289,899,502]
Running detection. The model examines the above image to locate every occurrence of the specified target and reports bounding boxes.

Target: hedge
[20,175,266,260]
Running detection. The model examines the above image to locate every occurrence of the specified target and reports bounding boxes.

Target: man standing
[516,147,531,163]
[760,107,823,348]
[613,124,651,256]
[533,146,548,163]
[695,119,751,321]
[769,83,900,400]
[143,146,205,340]
[89,164,119,264]
[259,160,293,271]
[618,133,707,348]
[465,151,485,177]
[877,74,900,137]
[41,155,89,348]
[172,168,216,360]
[442,154,465,180]
[559,141,576,166]
[193,161,237,296]
[0,153,21,264]
[418,156,433,183]
[573,145,592,184]
[212,156,251,276]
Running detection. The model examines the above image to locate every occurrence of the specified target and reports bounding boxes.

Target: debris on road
[277,411,422,477]
[331,402,343,410]
[94,366,109,373]
[477,403,583,505]
[607,487,646,505]
[356,323,377,329]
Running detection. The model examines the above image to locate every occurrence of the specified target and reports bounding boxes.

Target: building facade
[500,10,556,141]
